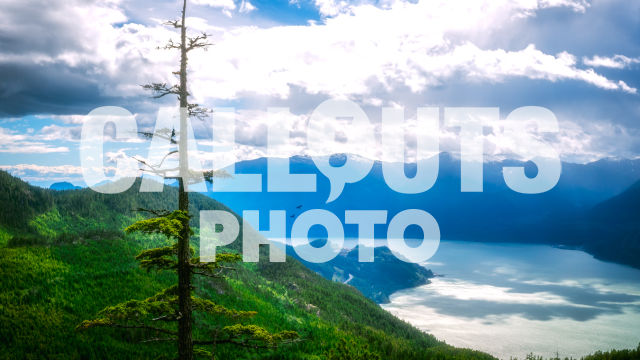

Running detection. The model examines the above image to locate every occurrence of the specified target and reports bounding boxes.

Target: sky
[0,0,639,186]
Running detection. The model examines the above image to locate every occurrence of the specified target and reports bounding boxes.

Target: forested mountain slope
[0,171,493,359]
[552,180,640,268]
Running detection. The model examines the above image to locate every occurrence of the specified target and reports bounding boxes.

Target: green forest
[1,171,638,359]
[0,171,491,359]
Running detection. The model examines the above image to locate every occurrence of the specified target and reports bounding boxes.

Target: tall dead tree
[143,1,211,357]
[79,1,297,359]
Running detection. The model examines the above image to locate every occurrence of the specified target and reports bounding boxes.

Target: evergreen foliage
[0,171,637,359]
[78,208,299,358]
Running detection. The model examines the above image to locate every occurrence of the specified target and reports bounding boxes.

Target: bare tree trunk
[177,176,192,360]
[177,0,193,358]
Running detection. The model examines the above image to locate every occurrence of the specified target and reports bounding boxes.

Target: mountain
[289,242,434,303]
[205,154,640,271]
[49,181,82,191]
[553,180,640,268]
[208,153,640,242]
[0,171,493,359]
[0,170,53,234]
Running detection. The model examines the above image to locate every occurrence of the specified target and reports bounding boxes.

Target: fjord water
[381,241,640,359]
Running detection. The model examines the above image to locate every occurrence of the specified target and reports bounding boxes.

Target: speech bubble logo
[307,99,375,203]
[387,209,440,263]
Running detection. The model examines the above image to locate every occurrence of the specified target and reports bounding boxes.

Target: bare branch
[186,32,213,52]
[105,323,178,336]
[158,38,181,50]
[158,150,179,168]
[141,337,177,343]
[137,128,177,144]
[187,103,212,120]
[151,314,180,322]
[163,19,182,29]
[131,154,177,173]
[203,169,232,183]
[138,131,154,140]
[138,166,181,175]
[141,83,181,99]
[131,208,173,218]
[192,338,302,348]
[191,270,224,278]
[191,262,236,271]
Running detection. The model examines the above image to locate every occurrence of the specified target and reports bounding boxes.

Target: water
[380,240,640,359]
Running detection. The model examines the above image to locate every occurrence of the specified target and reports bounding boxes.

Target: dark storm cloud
[0,63,103,116]
[0,0,131,116]
[0,0,122,56]
[0,61,162,117]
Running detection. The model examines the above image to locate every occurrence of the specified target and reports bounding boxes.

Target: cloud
[1,0,636,118]
[0,143,70,153]
[446,44,636,94]
[539,0,590,13]
[239,0,256,14]
[37,114,86,124]
[0,164,82,175]
[313,0,591,18]
[0,163,86,185]
[191,0,236,10]
[0,127,69,153]
[314,0,351,17]
[583,54,640,69]
[187,0,636,103]
[187,106,634,166]
[0,0,179,116]
[37,124,82,141]
[0,0,126,58]
[1,0,639,167]
[191,0,236,17]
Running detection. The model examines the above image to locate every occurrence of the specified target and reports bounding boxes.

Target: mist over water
[380,241,640,359]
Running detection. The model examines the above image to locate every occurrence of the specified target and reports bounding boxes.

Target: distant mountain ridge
[49,182,82,191]
[208,153,640,269]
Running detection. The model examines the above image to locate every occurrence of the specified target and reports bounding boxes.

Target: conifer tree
[78,210,298,358]
[78,1,298,358]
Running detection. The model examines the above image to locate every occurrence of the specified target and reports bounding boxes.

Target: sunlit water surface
[379,241,640,359]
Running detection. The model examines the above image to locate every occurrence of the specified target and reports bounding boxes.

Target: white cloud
[313,0,590,18]
[0,164,89,185]
[583,54,640,69]
[0,144,70,153]
[314,0,351,17]
[37,114,86,124]
[239,0,256,13]
[186,106,630,166]
[539,0,590,13]
[0,164,82,175]
[2,0,633,109]
[1,0,638,166]
[186,0,635,103]
[191,0,236,16]
[444,44,636,94]
[0,127,70,153]
[191,0,236,10]
[37,124,81,141]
